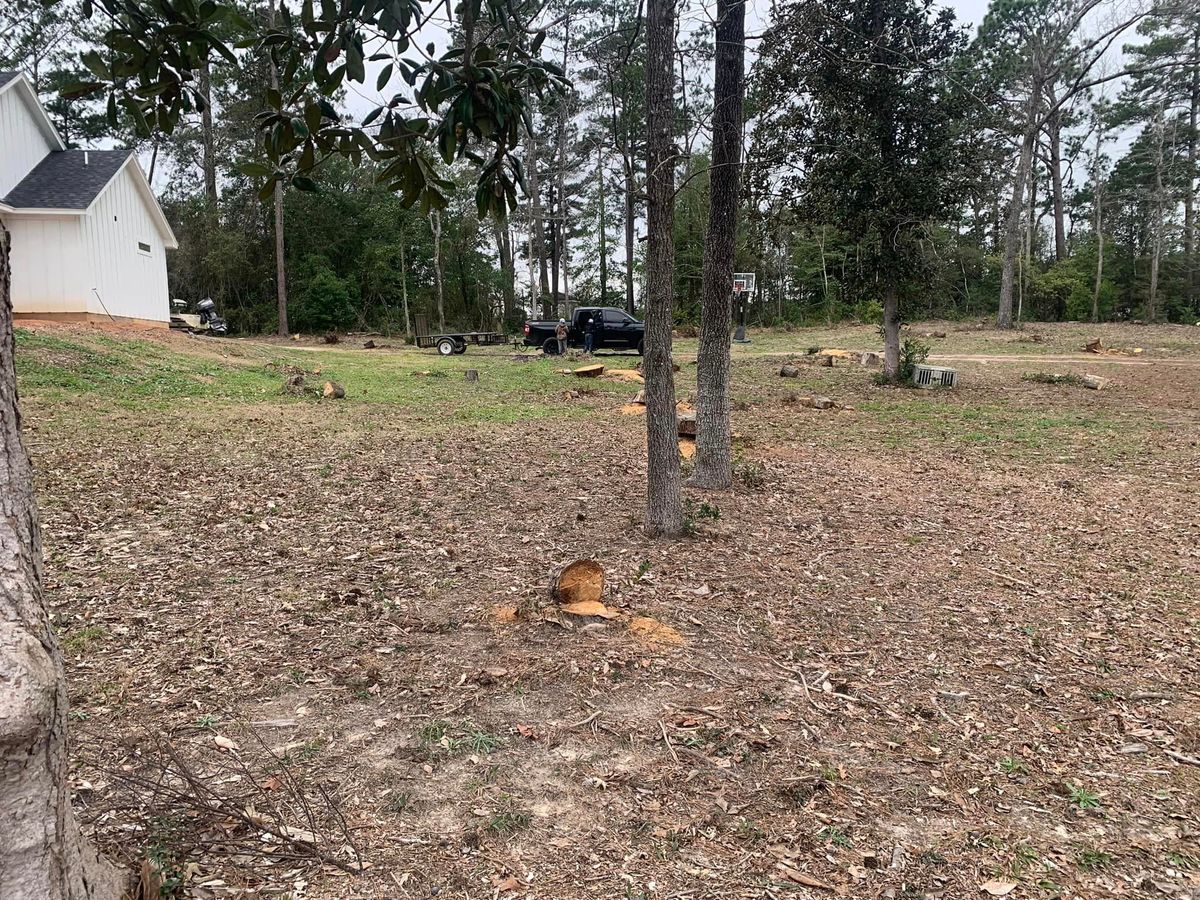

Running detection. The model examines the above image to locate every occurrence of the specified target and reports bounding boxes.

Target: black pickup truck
[523,306,645,355]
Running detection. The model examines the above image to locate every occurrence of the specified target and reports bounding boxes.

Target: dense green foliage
[2,0,1197,333]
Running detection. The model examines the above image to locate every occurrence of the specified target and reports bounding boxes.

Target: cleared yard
[16,320,1200,899]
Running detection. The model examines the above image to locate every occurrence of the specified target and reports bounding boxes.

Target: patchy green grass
[859,397,1138,458]
[485,794,532,836]
[60,624,108,654]
[15,329,640,426]
[15,329,283,405]
[416,719,505,757]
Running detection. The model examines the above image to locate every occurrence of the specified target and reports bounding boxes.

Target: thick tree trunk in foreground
[882,283,901,379]
[998,88,1040,329]
[0,227,124,900]
[691,0,745,491]
[643,0,683,537]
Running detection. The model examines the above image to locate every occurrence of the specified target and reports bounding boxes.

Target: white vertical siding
[0,86,55,198]
[80,164,170,323]
[2,213,87,314]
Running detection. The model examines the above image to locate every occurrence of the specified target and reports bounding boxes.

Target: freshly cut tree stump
[1082,374,1109,390]
[1085,339,1104,354]
[677,411,697,437]
[859,351,882,367]
[573,364,605,378]
[632,389,646,405]
[552,560,605,606]
[464,369,479,382]
[779,364,800,378]
[323,381,346,399]
[817,355,834,367]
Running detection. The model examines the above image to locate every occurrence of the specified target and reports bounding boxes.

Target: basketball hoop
[733,273,756,295]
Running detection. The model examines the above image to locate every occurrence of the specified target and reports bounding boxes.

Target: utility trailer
[414,314,508,356]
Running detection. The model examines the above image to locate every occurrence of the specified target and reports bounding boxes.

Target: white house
[0,71,178,327]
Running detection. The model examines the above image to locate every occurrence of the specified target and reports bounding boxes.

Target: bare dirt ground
[15,320,1200,899]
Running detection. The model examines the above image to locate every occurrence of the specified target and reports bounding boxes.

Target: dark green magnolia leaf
[376,63,393,91]
[293,175,319,191]
[81,50,110,79]
[346,40,366,82]
[60,81,106,99]
[305,102,323,132]
[121,96,151,137]
[237,161,274,177]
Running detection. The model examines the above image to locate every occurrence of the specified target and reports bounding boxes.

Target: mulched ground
[20,322,1200,899]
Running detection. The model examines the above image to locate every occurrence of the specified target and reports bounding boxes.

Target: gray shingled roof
[2,149,130,210]
[0,72,19,89]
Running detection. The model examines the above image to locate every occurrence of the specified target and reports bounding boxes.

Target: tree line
[6,0,1196,336]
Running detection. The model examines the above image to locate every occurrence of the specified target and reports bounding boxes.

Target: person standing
[554,318,568,355]
[584,317,596,354]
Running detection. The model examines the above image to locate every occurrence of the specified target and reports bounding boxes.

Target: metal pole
[733,289,750,343]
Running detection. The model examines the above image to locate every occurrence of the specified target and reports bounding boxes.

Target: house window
[137,241,151,255]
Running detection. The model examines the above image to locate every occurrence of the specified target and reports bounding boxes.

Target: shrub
[897,339,930,382]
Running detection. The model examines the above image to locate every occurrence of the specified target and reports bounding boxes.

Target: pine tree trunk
[400,240,411,338]
[882,282,900,379]
[1048,107,1067,261]
[624,150,637,314]
[0,226,125,900]
[494,221,515,321]
[268,0,288,336]
[199,60,217,203]
[1091,123,1104,323]
[597,148,608,303]
[1186,32,1198,313]
[1148,105,1166,323]
[273,186,287,335]
[998,88,1040,329]
[643,0,683,537]
[1093,200,1104,324]
[691,0,745,491]
[550,182,560,301]
[525,135,543,318]
[430,210,445,331]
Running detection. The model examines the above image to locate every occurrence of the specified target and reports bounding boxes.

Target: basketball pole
[732,285,750,344]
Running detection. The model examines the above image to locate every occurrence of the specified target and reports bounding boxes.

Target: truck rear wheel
[542,337,559,355]
[636,339,644,356]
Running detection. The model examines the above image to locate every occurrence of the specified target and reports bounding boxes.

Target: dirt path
[930,353,1200,366]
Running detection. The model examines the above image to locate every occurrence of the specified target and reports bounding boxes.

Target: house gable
[0,72,65,198]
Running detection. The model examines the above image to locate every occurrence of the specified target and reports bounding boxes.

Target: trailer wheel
[453,342,467,354]
[542,337,559,355]
[436,338,455,356]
